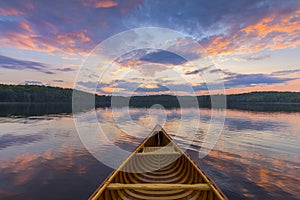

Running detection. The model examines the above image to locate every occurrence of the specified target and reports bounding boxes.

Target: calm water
[0,105,300,200]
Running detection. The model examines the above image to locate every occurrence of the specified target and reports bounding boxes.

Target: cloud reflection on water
[0,107,299,199]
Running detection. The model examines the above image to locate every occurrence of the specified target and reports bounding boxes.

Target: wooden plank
[143,146,177,153]
[106,183,211,190]
[135,152,181,156]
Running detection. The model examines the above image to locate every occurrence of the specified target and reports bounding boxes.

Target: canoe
[89,125,227,200]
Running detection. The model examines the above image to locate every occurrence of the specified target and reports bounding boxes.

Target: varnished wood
[89,125,228,200]
[107,183,211,190]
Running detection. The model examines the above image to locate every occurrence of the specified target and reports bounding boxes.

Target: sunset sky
[0,0,299,95]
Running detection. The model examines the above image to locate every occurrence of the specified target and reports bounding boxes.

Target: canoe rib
[107,183,211,190]
[89,125,228,200]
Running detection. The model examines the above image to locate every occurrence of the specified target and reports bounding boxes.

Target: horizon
[1,83,299,97]
[0,1,300,95]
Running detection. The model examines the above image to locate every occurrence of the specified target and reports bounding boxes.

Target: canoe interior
[90,125,227,200]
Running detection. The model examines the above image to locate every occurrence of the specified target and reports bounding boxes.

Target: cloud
[1,0,299,95]
[19,81,51,86]
[74,67,299,94]
[201,4,300,56]
[77,81,115,94]
[19,81,43,85]
[207,68,299,90]
[114,49,148,68]
[242,53,271,61]
[77,80,173,95]
[181,71,297,92]
[0,4,94,54]
[185,65,212,75]
[81,0,118,8]
[271,69,300,76]
[114,49,186,76]
[170,83,208,92]
[209,69,238,76]
[139,50,187,65]
[1,27,93,54]
[135,62,170,76]
[0,0,132,54]
[0,7,24,16]
[77,81,95,89]
[224,74,295,88]
[55,67,76,72]
[0,55,55,74]
[1,0,299,57]
[0,134,44,150]
[53,79,64,83]
[135,84,170,93]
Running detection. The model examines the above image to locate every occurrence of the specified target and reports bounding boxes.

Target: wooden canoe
[89,125,227,200]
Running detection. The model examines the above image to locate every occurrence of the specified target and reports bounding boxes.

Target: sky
[0,0,299,95]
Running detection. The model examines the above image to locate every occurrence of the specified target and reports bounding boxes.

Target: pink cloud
[1,21,93,54]
[19,21,33,32]
[81,0,118,8]
[0,7,24,16]
[95,0,118,8]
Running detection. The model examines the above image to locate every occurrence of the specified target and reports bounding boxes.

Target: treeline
[0,84,111,106]
[128,92,300,108]
[0,84,300,107]
[0,84,73,102]
[227,91,300,103]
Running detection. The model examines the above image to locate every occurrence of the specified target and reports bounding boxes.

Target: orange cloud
[95,0,118,8]
[102,86,123,93]
[203,8,300,56]
[0,7,23,16]
[1,32,57,53]
[1,18,93,54]
[81,0,118,8]
[19,21,33,32]
[1,27,93,54]
[56,31,91,44]
[142,83,159,89]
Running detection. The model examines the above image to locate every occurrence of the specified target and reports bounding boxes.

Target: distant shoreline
[1,84,300,106]
[1,102,300,105]
[0,102,72,104]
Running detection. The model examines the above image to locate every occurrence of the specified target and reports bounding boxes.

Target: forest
[1,84,300,108]
[0,84,111,106]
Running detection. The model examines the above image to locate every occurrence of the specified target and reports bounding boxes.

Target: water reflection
[1,102,299,118]
[0,133,44,150]
[0,106,299,199]
[0,103,72,117]
[0,116,113,200]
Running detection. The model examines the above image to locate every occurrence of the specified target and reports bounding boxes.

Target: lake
[0,104,299,200]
